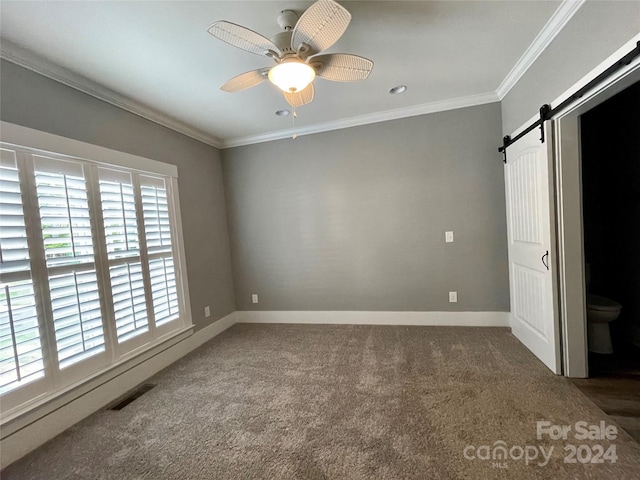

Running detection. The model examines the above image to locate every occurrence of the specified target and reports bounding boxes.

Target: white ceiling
[0,1,566,147]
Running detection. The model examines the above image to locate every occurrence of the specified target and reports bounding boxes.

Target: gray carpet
[3,324,640,479]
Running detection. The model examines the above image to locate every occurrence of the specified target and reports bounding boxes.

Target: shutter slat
[58,343,105,369]
[0,213,27,226]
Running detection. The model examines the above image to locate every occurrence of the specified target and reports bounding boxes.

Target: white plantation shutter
[34,157,106,369]
[141,176,172,253]
[48,270,104,368]
[110,262,148,341]
[1,151,31,276]
[0,149,46,396]
[35,162,94,268]
[98,169,150,344]
[141,176,179,327]
[149,257,178,326]
[0,281,44,394]
[99,169,139,259]
[0,129,189,416]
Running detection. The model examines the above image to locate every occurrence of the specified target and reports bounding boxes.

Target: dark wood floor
[570,343,640,443]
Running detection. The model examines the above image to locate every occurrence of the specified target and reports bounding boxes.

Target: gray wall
[0,60,236,330]
[501,1,640,135]
[222,103,509,312]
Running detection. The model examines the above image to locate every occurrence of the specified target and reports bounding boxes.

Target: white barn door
[504,122,561,374]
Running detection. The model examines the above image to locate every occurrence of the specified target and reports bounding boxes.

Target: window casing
[0,133,191,418]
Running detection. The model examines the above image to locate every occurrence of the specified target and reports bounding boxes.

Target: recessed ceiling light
[275,109,291,116]
[389,85,407,95]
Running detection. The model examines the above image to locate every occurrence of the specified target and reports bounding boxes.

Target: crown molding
[0,40,224,149]
[496,0,585,100]
[0,41,497,150]
[220,91,500,148]
[1,0,582,150]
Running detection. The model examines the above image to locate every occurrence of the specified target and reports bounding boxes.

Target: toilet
[586,294,622,354]
[585,263,622,354]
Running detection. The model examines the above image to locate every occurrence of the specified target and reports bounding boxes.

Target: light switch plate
[204,306,211,318]
[252,294,259,304]
[445,231,454,243]
[449,291,458,303]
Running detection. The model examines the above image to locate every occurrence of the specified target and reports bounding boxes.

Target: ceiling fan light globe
[268,60,315,93]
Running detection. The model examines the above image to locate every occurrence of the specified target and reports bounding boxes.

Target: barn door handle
[541,250,549,270]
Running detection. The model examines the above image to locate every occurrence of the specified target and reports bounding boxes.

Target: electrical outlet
[252,294,259,304]
[449,291,458,303]
[204,306,210,318]
[445,231,454,243]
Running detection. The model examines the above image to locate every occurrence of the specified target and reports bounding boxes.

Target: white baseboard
[235,310,510,327]
[185,312,236,350]
[0,312,236,469]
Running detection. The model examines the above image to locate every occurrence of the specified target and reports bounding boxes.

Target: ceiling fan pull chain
[292,107,298,139]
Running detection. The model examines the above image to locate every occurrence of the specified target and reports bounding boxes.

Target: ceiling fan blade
[208,21,281,57]
[310,54,373,82]
[220,68,270,93]
[283,83,315,107]
[291,0,351,55]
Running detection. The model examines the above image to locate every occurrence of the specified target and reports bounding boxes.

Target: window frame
[0,121,193,420]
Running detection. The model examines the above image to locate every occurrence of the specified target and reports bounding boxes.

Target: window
[0,132,190,417]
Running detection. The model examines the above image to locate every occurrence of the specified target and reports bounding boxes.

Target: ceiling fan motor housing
[272,31,295,55]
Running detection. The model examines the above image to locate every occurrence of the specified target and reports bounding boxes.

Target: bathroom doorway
[569,79,640,443]
[580,80,640,375]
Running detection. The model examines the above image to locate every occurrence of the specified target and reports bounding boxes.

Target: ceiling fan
[207,0,373,108]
